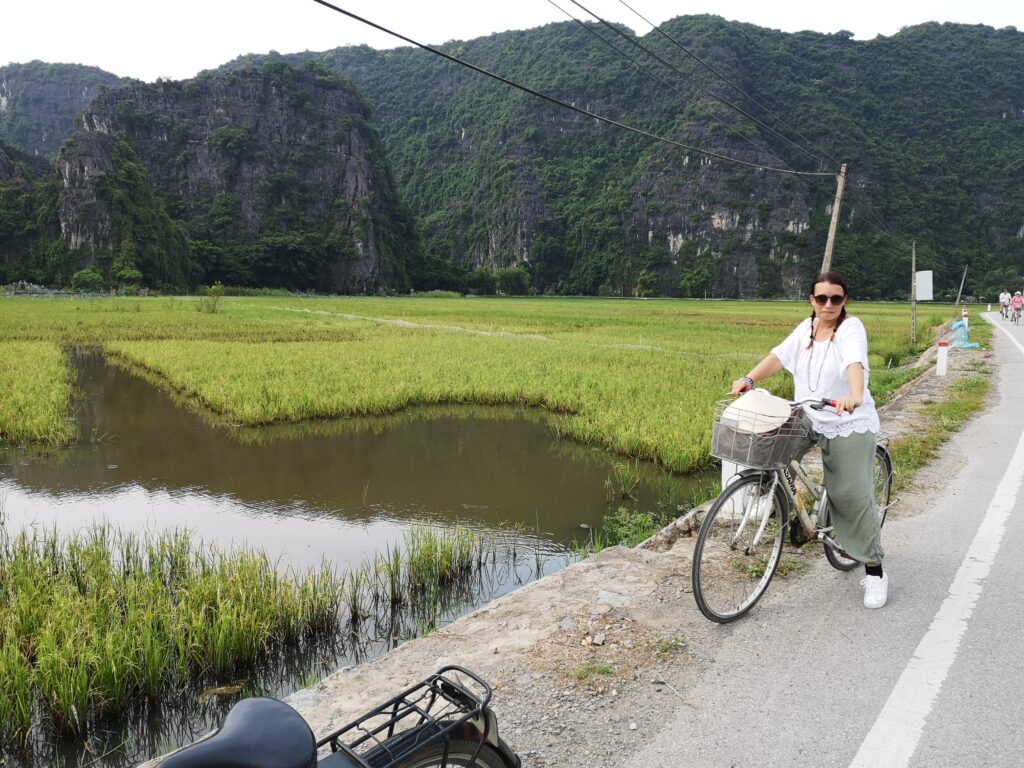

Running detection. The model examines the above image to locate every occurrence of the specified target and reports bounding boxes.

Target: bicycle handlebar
[729,387,843,413]
[794,398,837,411]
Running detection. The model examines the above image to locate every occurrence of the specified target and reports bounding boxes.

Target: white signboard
[916,270,934,301]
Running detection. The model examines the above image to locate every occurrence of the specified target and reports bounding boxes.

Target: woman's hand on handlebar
[797,396,859,414]
[830,395,861,415]
[730,376,754,397]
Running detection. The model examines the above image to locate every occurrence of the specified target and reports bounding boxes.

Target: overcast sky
[4,0,1022,82]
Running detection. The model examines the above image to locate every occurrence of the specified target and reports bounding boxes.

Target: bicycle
[160,665,520,768]
[1013,306,1021,325]
[691,397,893,623]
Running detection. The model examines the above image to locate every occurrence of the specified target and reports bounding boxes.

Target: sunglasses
[812,294,846,306]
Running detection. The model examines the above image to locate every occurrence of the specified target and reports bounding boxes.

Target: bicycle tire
[692,472,788,623]
[874,445,893,525]
[390,739,511,768]
[823,445,893,571]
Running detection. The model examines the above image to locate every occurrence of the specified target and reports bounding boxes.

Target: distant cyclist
[1012,291,1023,324]
[999,289,1011,319]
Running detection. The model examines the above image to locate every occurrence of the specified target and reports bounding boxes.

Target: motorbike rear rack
[317,665,499,768]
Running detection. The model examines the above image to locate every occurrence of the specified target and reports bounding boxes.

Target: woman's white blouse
[771,316,881,438]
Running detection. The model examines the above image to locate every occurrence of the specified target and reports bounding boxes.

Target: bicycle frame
[734,462,830,553]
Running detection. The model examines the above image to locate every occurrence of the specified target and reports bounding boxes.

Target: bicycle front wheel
[823,445,894,571]
[692,472,788,623]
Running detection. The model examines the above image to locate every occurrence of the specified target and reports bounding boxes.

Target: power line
[616,0,844,167]
[310,0,837,177]
[545,0,808,175]
[568,0,836,171]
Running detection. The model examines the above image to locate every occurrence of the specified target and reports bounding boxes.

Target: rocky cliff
[57,62,417,292]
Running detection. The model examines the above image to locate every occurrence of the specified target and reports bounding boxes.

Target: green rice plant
[89,621,139,717]
[375,544,405,607]
[404,525,478,593]
[0,521,350,749]
[0,634,33,744]
[344,564,369,624]
[607,461,641,501]
[0,296,933,471]
[134,604,174,697]
[34,616,91,737]
[0,341,75,444]
[298,562,343,632]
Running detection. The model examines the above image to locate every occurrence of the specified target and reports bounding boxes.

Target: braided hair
[806,271,849,348]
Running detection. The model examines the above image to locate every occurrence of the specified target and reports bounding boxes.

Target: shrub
[197,281,225,314]
[70,269,103,292]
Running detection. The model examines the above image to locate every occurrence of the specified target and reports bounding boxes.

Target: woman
[730,272,887,609]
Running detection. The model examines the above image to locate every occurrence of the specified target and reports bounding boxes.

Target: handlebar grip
[808,399,837,411]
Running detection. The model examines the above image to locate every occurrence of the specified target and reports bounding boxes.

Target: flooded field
[0,352,711,767]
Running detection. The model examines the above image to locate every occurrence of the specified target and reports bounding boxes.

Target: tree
[495,266,530,295]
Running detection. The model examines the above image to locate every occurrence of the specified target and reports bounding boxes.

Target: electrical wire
[568,0,835,171]
[616,0,844,167]
[310,0,838,177]
[544,0,807,174]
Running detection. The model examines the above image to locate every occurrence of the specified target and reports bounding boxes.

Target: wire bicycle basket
[710,399,810,469]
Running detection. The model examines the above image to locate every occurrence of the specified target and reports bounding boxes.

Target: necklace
[806,324,834,392]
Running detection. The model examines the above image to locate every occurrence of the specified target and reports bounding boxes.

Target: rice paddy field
[0,294,945,472]
[0,293,956,763]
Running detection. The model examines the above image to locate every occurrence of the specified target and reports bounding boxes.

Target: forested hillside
[0,62,129,157]
[2,63,418,292]
[216,17,1024,298]
[2,17,1022,297]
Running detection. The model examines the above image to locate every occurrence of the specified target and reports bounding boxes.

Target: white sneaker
[861,573,889,609]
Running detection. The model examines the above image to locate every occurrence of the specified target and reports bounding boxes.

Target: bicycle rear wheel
[874,445,893,524]
[823,445,893,571]
[692,472,788,623]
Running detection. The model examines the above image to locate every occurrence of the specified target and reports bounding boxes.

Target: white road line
[849,315,1024,767]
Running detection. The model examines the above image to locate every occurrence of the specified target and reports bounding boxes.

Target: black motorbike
[159,666,520,768]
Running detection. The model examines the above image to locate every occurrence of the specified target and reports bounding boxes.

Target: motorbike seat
[158,697,317,768]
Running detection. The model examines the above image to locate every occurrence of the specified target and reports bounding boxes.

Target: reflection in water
[3,351,712,567]
[0,351,714,768]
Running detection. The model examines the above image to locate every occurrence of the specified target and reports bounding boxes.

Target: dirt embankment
[146,340,985,768]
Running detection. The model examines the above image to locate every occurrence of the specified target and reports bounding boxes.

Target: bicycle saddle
[159,697,316,768]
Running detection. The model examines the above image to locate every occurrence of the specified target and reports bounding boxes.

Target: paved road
[625,314,1024,768]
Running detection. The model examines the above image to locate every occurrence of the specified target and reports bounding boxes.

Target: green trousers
[796,416,885,564]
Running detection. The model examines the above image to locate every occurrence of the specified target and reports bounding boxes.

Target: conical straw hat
[722,389,792,434]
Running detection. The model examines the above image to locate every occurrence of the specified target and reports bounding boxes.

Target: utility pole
[911,241,917,345]
[819,163,848,274]
[954,265,968,314]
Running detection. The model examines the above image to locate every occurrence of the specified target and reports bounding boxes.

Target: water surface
[3,352,710,570]
[0,352,713,768]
